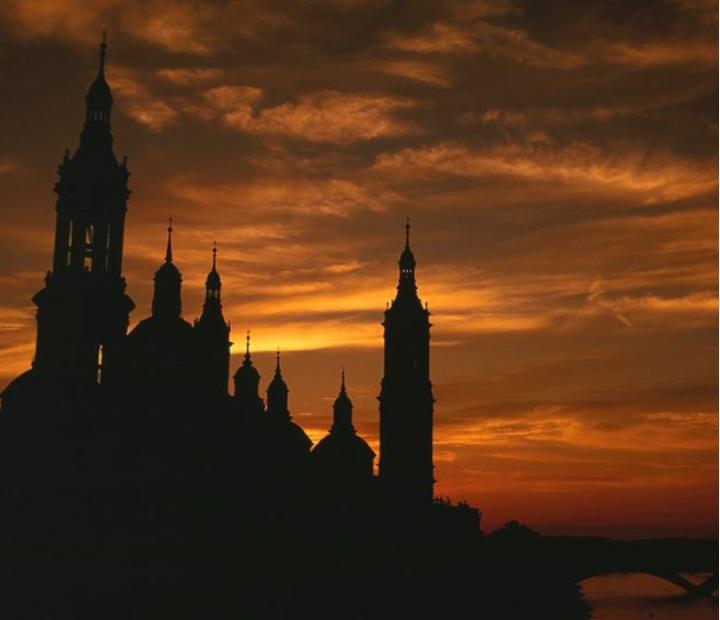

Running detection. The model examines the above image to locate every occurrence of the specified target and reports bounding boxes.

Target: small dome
[268,372,288,395]
[234,360,260,381]
[267,351,288,395]
[333,386,352,414]
[399,245,416,270]
[206,267,221,290]
[155,259,181,283]
[235,332,259,381]
[86,75,113,109]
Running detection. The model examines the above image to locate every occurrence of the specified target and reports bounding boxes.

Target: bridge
[544,535,718,598]
[577,567,718,598]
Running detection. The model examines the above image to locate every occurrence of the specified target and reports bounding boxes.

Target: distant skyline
[0,0,716,537]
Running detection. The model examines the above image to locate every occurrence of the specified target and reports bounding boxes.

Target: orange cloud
[210,89,419,144]
[110,65,179,131]
[365,59,452,87]
[387,21,586,69]
[155,67,226,85]
[168,177,399,217]
[599,40,717,67]
[118,0,218,55]
[373,142,717,202]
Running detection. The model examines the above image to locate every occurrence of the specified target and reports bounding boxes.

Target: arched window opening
[66,221,74,266]
[97,345,103,384]
[83,224,94,270]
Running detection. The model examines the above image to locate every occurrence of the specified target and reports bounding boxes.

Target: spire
[397,217,418,297]
[243,331,252,366]
[267,347,289,418]
[197,241,226,331]
[233,329,261,410]
[204,241,221,298]
[165,218,173,263]
[152,219,182,319]
[80,36,114,153]
[98,31,107,77]
[332,368,354,433]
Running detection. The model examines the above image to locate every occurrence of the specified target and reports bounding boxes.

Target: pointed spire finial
[243,330,252,365]
[405,217,411,249]
[165,217,173,263]
[99,31,108,77]
[275,347,281,374]
[212,241,217,270]
[340,367,346,392]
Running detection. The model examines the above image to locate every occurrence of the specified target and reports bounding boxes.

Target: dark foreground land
[0,491,715,619]
[0,400,716,619]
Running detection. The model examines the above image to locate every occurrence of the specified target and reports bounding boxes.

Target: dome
[1,369,36,402]
[399,244,416,271]
[206,267,221,290]
[234,332,260,382]
[313,432,374,459]
[267,353,288,395]
[333,386,352,413]
[234,359,260,381]
[286,420,313,452]
[86,75,113,109]
[155,260,181,283]
[312,430,375,482]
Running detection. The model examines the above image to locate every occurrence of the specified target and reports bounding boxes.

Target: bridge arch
[579,570,717,598]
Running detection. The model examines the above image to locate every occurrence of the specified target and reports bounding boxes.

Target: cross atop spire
[398,217,416,280]
[165,218,173,263]
[98,31,107,77]
[243,330,252,365]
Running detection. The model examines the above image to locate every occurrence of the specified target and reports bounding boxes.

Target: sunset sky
[0,0,717,538]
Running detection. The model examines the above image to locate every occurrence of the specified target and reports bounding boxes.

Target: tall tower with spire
[378,220,434,507]
[32,36,134,388]
[195,242,231,399]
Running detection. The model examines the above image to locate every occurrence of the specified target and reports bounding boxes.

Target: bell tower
[378,220,435,507]
[32,36,134,388]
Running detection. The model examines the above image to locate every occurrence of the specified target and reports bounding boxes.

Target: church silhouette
[0,41,607,620]
[0,38,443,510]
